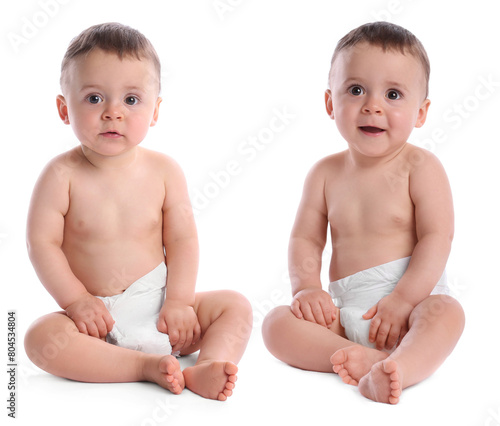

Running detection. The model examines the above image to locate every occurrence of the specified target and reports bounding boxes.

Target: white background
[1,0,499,425]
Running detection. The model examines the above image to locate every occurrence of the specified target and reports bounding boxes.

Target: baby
[24,22,252,401]
[262,22,465,404]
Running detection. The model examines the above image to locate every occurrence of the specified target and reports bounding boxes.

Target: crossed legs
[24,290,252,401]
[262,305,354,372]
[333,295,465,404]
[263,295,464,404]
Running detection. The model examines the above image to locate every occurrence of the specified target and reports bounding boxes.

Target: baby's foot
[358,358,402,404]
[183,361,238,401]
[143,355,184,395]
[330,345,388,385]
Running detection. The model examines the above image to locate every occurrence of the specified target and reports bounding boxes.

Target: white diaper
[97,262,178,356]
[328,257,449,349]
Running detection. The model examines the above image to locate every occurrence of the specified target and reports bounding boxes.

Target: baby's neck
[345,143,408,169]
[80,145,140,170]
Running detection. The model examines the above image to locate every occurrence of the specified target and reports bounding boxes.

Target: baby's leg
[262,305,355,372]
[181,291,252,401]
[358,295,465,404]
[24,312,183,394]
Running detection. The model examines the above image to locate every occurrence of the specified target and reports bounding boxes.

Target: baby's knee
[410,295,465,336]
[439,295,465,331]
[214,290,253,321]
[24,313,77,369]
[228,290,252,313]
[25,313,71,344]
[262,306,292,342]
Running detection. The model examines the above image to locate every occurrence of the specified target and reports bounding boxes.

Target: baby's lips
[100,131,123,138]
[360,126,385,133]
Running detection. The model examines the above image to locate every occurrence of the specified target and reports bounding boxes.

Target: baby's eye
[125,96,139,106]
[349,86,365,96]
[87,94,103,104]
[386,90,402,100]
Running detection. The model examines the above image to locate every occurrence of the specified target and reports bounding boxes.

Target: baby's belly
[329,234,415,281]
[62,239,165,297]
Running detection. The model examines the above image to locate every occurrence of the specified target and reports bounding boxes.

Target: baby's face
[326,42,429,159]
[57,48,161,159]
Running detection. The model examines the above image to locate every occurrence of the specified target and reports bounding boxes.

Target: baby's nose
[362,96,383,114]
[102,102,124,120]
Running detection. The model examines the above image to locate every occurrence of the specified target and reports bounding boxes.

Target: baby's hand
[65,293,114,339]
[363,293,414,350]
[291,287,336,327]
[157,302,201,353]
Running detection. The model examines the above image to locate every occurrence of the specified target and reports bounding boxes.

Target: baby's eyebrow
[78,84,101,92]
[78,84,148,94]
[343,77,364,85]
[122,85,148,94]
[385,81,409,91]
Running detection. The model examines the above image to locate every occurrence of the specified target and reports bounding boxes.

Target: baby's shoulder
[402,144,445,174]
[139,147,178,167]
[138,147,186,180]
[38,147,86,184]
[301,152,347,191]
[308,151,346,177]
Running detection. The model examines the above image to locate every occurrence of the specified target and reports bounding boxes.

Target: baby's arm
[289,161,336,327]
[26,156,114,338]
[156,156,201,353]
[365,151,454,350]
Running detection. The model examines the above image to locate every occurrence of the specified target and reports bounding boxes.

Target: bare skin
[183,362,238,401]
[334,294,464,404]
[262,42,465,404]
[331,345,388,385]
[25,48,252,400]
[25,290,249,400]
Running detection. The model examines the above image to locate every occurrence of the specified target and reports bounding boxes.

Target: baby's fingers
[368,316,381,344]
[297,302,316,323]
[73,320,89,336]
[84,321,100,339]
[363,304,378,320]
[156,317,168,334]
[168,328,179,347]
[311,304,328,327]
[320,300,336,326]
[94,317,109,339]
[103,311,115,333]
[172,329,186,352]
[290,300,303,319]
[385,326,401,350]
[374,322,391,350]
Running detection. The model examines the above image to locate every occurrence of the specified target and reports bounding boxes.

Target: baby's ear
[56,95,70,125]
[325,90,334,120]
[150,97,162,127]
[415,98,431,128]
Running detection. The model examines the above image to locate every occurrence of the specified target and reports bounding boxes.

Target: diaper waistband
[329,257,411,300]
[97,262,167,304]
[132,262,167,291]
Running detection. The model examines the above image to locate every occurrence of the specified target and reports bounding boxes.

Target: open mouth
[360,126,385,134]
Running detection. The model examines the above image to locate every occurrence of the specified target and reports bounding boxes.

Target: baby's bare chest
[326,169,415,236]
[64,174,164,240]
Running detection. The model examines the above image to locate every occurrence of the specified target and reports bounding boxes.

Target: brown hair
[329,22,430,98]
[60,22,161,93]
